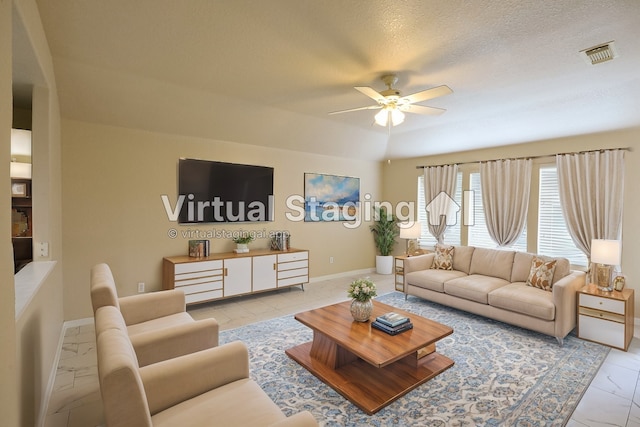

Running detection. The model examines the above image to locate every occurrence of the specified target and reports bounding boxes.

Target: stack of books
[372,312,413,335]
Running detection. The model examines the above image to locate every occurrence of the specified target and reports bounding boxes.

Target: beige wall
[9,0,64,425]
[61,119,382,320]
[383,127,640,307]
[1,0,19,425]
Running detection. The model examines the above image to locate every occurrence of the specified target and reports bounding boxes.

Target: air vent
[579,41,618,65]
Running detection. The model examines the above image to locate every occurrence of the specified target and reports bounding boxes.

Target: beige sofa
[91,263,219,366]
[97,325,318,427]
[404,246,586,345]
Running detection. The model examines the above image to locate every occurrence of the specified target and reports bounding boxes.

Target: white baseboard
[308,268,376,283]
[38,317,94,427]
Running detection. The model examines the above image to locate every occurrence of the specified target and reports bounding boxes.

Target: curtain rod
[415,147,632,169]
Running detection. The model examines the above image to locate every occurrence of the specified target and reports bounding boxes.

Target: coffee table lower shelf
[285,341,454,415]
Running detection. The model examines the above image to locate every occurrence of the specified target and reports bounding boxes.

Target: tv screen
[178,158,274,223]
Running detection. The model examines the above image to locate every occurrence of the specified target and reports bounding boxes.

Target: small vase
[350,299,373,322]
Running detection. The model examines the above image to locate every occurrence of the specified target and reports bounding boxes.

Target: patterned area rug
[220,292,609,426]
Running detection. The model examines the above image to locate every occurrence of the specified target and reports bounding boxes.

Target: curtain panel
[422,164,459,243]
[556,149,625,259]
[479,158,532,247]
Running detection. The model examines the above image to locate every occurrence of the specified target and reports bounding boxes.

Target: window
[417,172,462,247]
[538,166,587,266]
[468,173,527,251]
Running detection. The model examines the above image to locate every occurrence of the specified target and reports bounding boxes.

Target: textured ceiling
[32,0,640,160]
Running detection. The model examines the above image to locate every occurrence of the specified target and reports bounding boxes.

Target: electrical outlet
[330,256,334,264]
[137,282,145,293]
[38,242,49,257]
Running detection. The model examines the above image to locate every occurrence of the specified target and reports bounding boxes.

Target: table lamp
[399,222,422,256]
[590,239,621,292]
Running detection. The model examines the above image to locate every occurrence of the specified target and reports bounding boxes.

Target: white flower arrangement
[347,278,377,302]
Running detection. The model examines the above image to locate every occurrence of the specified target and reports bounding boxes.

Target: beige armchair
[97,328,318,427]
[95,305,219,367]
[90,263,217,341]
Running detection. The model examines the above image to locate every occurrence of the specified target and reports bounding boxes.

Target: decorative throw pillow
[432,244,454,270]
[526,257,557,291]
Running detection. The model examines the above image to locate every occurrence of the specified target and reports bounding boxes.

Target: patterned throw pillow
[432,244,454,270]
[526,257,557,291]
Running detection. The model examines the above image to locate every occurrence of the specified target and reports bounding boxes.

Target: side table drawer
[580,293,625,314]
[579,306,624,323]
[579,314,625,349]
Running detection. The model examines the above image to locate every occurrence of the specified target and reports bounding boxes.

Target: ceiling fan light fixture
[374,108,389,126]
[391,109,405,126]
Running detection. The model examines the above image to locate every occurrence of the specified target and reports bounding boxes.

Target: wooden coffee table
[285,300,454,414]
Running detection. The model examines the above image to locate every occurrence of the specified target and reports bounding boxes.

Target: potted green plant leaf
[233,233,254,253]
[370,206,399,274]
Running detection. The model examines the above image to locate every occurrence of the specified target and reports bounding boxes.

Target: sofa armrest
[269,411,319,427]
[140,340,250,415]
[130,318,219,367]
[404,253,434,274]
[119,289,186,325]
[552,270,586,338]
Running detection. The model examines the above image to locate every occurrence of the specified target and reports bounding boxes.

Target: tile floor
[44,273,640,427]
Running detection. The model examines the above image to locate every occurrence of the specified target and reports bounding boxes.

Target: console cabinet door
[252,254,277,292]
[224,258,252,297]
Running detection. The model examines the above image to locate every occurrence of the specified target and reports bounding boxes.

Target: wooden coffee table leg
[310,330,357,368]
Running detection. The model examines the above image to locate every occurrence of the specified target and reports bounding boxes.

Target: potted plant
[233,233,254,253]
[370,206,399,274]
[347,277,377,322]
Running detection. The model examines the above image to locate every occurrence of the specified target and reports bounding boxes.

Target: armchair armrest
[269,411,319,427]
[552,270,586,338]
[404,253,434,274]
[119,289,186,325]
[131,318,219,367]
[140,340,250,415]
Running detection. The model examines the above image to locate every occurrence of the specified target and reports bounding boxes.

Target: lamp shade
[10,162,32,179]
[591,239,621,265]
[399,222,422,239]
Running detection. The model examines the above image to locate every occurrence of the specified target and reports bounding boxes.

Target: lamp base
[596,264,613,292]
[405,239,417,256]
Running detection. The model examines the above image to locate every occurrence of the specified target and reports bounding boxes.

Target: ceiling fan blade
[401,104,446,115]
[354,86,386,103]
[328,105,382,115]
[401,85,453,105]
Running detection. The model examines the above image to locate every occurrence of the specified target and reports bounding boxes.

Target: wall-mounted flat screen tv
[178,158,274,223]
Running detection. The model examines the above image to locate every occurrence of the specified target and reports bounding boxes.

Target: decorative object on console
[590,239,621,292]
[270,231,290,251]
[347,278,377,322]
[233,233,254,253]
[399,221,422,256]
[614,275,626,292]
[188,240,210,258]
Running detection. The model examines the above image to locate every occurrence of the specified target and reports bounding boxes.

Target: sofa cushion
[511,252,570,285]
[526,257,557,291]
[406,269,468,293]
[469,248,515,282]
[489,283,555,321]
[432,244,454,270]
[452,245,475,274]
[444,275,510,304]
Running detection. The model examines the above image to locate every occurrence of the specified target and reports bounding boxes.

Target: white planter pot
[235,243,249,253]
[375,255,394,275]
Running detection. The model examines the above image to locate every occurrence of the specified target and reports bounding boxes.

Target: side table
[394,255,410,292]
[577,283,634,351]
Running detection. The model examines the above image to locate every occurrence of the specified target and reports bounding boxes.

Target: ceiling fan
[329,74,453,128]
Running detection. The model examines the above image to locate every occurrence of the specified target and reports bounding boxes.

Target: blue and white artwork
[304,173,360,222]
